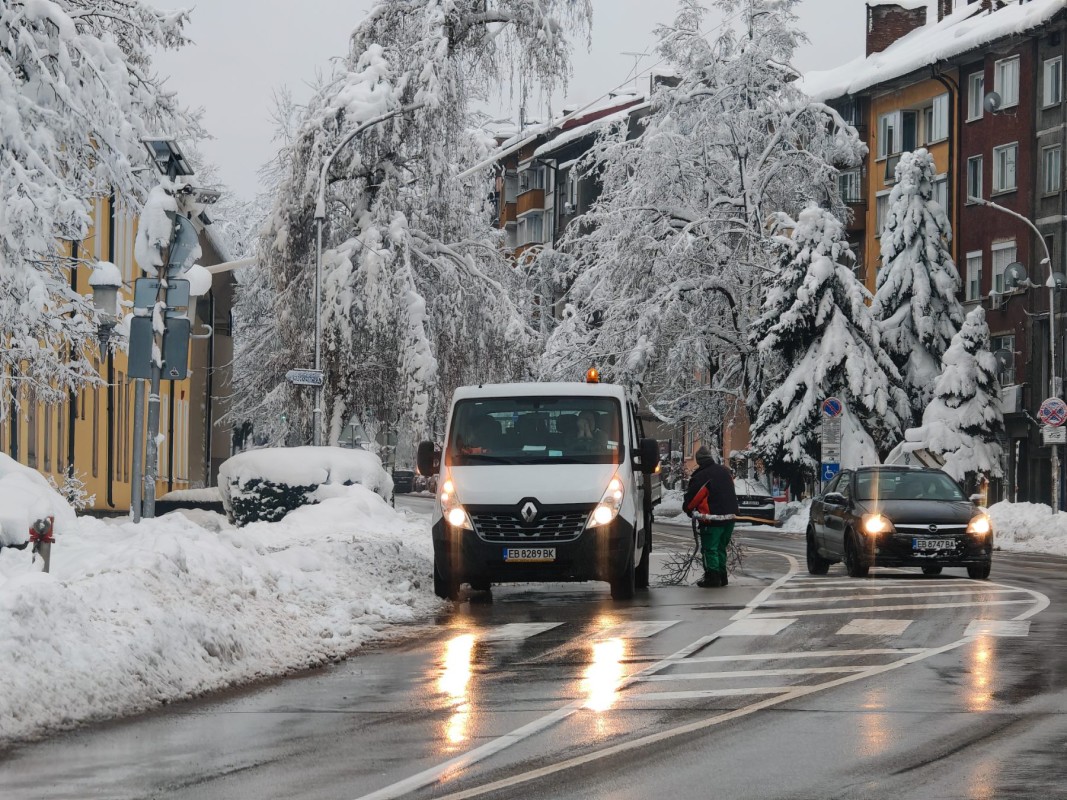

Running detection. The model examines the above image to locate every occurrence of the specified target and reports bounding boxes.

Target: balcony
[516,189,545,215]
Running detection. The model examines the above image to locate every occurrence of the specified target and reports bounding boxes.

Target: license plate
[740,500,761,506]
[503,547,556,563]
[913,538,956,551]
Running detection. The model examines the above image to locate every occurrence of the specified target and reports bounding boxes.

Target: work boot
[719,569,729,587]
[697,571,722,588]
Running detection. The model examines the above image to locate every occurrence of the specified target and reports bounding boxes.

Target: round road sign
[821,397,843,418]
[1039,397,1067,427]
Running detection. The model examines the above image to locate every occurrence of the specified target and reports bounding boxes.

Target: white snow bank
[656,489,685,518]
[0,454,76,546]
[0,484,437,744]
[218,446,392,514]
[987,501,1067,555]
[158,487,222,503]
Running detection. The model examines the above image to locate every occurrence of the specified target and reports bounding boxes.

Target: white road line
[678,647,925,664]
[748,598,1034,618]
[774,581,1017,593]
[621,687,792,700]
[477,623,563,641]
[762,588,1025,605]
[716,618,796,636]
[641,666,869,680]
[836,619,913,636]
[964,619,1032,637]
[596,620,679,639]
[729,548,801,621]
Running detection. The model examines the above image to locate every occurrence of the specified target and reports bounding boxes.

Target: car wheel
[922,566,943,576]
[806,527,831,575]
[967,563,992,580]
[844,531,870,578]
[469,578,491,592]
[611,542,637,601]
[433,560,461,601]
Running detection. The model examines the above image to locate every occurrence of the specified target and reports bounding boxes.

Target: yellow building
[2,192,235,513]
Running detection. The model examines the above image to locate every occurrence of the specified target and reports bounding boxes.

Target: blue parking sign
[821,463,840,483]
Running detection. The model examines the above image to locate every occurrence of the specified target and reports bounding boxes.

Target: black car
[734,477,777,525]
[807,466,992,579]
[391,469,415,494]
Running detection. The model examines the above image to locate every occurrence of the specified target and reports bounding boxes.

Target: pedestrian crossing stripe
[476,623,563,641]
[716,618,795,636]
[595,620,679,640]
[836,618,913,636]
[964,619,1031,637]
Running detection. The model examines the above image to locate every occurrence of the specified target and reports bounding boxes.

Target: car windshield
[854,470,967,502]
[446,396,623,466]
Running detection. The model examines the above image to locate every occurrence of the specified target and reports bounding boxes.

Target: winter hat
[695,445,715,466]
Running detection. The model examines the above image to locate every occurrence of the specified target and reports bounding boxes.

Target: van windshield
[447,396,623,466]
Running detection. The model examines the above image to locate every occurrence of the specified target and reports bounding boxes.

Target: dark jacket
[684,462,739,519]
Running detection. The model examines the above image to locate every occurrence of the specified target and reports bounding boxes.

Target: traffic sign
[1043,426,1067,445]
[821,397,843,418]
[1038,397,1067,427]
[821,463,840,483]
[286,369,325,387]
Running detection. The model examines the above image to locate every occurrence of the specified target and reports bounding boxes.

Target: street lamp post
[969,195,1062,510]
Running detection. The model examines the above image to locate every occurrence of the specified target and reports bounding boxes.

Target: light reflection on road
[858,687,891,757]
[582,638,625,712]
[966,634,995,713]
[438,633,476,748]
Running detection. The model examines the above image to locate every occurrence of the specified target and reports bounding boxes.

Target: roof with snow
[532,100,648,159]
[800,0,1067,101]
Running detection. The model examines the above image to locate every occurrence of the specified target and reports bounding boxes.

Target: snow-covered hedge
[0,454,76,547]
[218,447,392,526]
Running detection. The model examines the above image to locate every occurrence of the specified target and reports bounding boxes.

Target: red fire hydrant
[29,516,55,573]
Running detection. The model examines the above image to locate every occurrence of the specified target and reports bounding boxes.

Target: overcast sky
[148,0,900,199]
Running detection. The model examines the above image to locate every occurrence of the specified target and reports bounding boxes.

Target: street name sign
[286,369,325,387]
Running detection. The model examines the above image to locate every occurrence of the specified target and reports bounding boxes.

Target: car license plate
[913,538,956,551]
[740,500,760,506]
[503,547,556,563]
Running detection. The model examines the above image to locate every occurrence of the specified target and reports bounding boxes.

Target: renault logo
[521,501,539,523]
[928,524,938,533]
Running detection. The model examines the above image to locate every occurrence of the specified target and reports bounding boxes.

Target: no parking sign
[1038,397,1067,427]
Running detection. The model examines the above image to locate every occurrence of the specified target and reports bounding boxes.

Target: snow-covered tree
[903,306,1004,483]
[540,0,864,439]
[871,148,964,425]
[749,206,910,472]
[0,1,199,410]
[246,0,592,446]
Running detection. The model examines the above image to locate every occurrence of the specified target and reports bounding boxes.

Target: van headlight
[967,514,992,537]
[587,474,624,528]
[439,477,473,530]
[861,513,894,535]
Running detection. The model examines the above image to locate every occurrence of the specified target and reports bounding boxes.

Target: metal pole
[313,216,323,447]
[144,361,161,518]
[131,378,145,522]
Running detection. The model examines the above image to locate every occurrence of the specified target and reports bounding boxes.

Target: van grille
[471,510,589,543]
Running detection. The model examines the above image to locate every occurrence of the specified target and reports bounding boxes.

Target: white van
[417,380,661,601]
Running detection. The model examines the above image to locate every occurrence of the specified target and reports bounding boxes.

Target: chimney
[937,0,953,22]
[866,2,928,57]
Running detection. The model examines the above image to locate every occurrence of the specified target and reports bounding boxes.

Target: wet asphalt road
[1,496,1065,800]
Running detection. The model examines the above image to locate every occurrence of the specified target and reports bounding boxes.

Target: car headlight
[861,513,894,535]
[587,474,625,528]
[439,476,473,530]
[967,514,992,537]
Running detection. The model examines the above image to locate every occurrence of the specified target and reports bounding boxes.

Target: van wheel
[922,566,942,576]
[611,545,637,601]
[844,532,870,578]
[433,561,461,601]
[806,527,831,575]
[469,578,491,592]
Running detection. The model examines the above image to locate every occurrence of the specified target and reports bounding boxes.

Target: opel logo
[521,501,539,523]
[928,524,938,533]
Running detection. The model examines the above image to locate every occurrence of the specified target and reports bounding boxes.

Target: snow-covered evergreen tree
[248,0,591,446]
[0,0,199,410]
[903,306,1004,483]
[871,148,964,425]
[749,206,910,471]
[541,0,864,439]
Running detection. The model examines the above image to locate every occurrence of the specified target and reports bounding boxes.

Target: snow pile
[987,501,1067,554]
[0,485,436,744]
[777,499,812,533]
[0,454,76,547]
[656,489,686,518]
[218,446,393,518]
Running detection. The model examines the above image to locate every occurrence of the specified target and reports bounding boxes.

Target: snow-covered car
[733,477,776,525]
[807,466,992,579]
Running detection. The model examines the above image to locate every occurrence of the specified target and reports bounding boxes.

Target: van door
[628,402,649,548]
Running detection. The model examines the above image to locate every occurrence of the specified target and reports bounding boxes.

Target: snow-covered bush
[218,447,392,526]
[0,454,77,547]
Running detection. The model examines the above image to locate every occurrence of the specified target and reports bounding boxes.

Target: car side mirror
[416,441,439,478]
[969,493,983,504]
[823,492,846,506]
[638,438,660,475]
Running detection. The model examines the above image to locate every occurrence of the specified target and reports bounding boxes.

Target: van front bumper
[431,516,635,585]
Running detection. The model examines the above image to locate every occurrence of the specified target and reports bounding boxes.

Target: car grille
[895,525,968,536]
[472,511,589,543]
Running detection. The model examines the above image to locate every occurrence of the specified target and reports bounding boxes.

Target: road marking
[748,598,1034,618]
[621,687,792,701]
[679,647,925,664]
[595,620,679,639]
[964,619,1032,637]
[765,588,1026,604]
[642,666,870,680]
[836,618,913,636]
[716,618,796,636]
[477,623,563,641]
[776,580,990,592]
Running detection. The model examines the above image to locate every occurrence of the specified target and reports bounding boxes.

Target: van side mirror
[417,441,439,478]
[638,438,660,475]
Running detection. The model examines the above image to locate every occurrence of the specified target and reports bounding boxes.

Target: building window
[1045,57,1063,107]
[927,93,949,143]
[992,240,1017,294]
[43,402,52,473]
[995,56,1020,108]
[1044,145,1062,194]
[901,110,918,152]
[966,251,983,302]
[992,143,1018,193]
[875,191,890,236]
[967,155,983,202]
[838,169,862,203]
[517,212,544,246]
[518,165,545,193]
[968,72,985,121]
[932,174,948,210]
[503,172,518,203]
[566,170,579,211]
[877,111,899,159]
[991,334,1015,385]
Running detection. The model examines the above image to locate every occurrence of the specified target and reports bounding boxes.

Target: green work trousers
[697,521,735,573]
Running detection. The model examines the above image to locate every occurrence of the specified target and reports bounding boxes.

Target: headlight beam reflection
[438,633,476,747]
[583,638,625,712]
